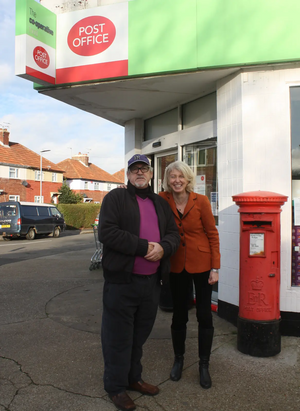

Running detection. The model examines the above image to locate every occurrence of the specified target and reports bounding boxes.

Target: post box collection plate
[249,233,265,256]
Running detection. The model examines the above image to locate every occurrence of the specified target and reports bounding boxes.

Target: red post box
[232,191,288,357]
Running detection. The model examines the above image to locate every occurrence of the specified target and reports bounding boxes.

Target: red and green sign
[15,0,300,86]
[15,0,56,84]
[56,3,128,84]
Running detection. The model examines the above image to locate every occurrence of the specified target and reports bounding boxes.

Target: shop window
[182,93,216,130]
[183,137,218,224]
[144,108,178,141]
[290,86,300,286]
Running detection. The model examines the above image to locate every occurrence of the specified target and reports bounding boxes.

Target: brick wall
[0,179,62,203]
[0,180,109,204]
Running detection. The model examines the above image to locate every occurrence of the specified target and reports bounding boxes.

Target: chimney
[72,152,89,166]
[0,129,9,146]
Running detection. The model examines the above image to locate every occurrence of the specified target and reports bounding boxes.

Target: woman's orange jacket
[159,191,220,274]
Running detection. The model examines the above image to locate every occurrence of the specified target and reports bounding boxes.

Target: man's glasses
[130,165,150,174]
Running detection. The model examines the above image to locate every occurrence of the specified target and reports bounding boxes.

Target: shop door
[154,152,178,194]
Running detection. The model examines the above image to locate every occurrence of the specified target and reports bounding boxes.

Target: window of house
[182,137,218,224]
[84,182,88,189]
[35,170,43,181]
[34,196,43,203]
[9,168,19,179]
[52,173,57,182]
[144,108,178,141]
[107,184,111,191]
[8,195,20,201]
[94,182,100,190]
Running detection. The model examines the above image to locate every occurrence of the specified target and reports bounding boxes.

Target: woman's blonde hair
[163,161,195,193]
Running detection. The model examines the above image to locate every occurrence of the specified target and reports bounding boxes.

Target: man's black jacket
[99,182,180,284]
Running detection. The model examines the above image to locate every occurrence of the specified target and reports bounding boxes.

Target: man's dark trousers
[101,271,161,395]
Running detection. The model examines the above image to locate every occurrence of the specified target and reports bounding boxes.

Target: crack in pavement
[0,356,33,410]
[0,356,107,411]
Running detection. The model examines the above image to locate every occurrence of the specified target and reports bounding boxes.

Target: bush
[58,182,83,204]
[57,203,100,230]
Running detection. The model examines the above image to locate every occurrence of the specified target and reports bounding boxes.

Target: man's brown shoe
[128,380,159,396]
[109,392,136,411]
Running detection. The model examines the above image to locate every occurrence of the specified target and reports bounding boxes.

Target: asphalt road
[0,231,95,266]
[0,232,101,328]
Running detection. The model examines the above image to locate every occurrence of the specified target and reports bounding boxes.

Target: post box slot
[243,221,272,227]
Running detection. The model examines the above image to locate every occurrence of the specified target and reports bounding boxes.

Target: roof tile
[0,141,64,172]
[112,168,125,182]
[57,159,123,183]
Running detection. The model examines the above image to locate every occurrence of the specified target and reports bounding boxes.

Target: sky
[0,0,125,175]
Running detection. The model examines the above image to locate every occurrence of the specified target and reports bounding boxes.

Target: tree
[58,182,83,204]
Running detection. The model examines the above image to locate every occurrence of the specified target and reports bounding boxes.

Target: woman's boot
[170,329,186,381]
[198,326,214,389]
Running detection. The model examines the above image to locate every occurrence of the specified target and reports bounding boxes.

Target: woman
[159,161,220,389]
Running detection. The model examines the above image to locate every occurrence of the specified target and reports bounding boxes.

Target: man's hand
[145,242,164,261]
[147,243,154,254]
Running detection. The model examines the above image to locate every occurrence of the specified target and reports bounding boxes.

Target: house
[57,153,123,203]
[112,168,125,183]
[0,128,64,204]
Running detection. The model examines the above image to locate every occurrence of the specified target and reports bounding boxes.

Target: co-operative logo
[33,46,50,69]
[67,16,116,56]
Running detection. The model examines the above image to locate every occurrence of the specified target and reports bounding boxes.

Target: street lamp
[40,149,50,203]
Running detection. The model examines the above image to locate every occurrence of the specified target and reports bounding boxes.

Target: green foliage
[57,203,100,230]
[58,182,83,204]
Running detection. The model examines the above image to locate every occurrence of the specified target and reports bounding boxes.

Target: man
[99,154,180,411]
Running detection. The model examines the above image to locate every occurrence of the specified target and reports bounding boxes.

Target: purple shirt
[133,196,161,275]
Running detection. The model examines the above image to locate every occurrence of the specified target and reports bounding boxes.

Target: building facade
[16,0,300,334]
[0,128,64,204]
[57,153,123,203]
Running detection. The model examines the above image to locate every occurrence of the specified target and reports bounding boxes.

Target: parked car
[0,201,66,240]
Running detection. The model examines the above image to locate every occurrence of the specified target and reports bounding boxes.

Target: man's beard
[134,179,147,188]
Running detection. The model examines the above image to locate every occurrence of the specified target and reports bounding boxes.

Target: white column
[124,118,143,176]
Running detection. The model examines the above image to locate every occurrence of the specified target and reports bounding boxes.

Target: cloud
[1,108,125,174]
[0,64,14,87]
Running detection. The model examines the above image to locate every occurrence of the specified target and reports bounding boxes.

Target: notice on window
[210,192,218,216]
[249,233,265,256]
[294,198,300,225]
[195,175,206,195]
[158,179,162,193]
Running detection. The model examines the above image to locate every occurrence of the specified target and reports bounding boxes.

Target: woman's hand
[208,270,219,285]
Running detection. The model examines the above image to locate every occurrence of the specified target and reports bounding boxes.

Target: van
[0,201,66,240]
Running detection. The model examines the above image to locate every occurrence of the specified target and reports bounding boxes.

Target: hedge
[57,203,101,230]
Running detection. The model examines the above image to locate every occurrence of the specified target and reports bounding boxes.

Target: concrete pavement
[0,259,300,410]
